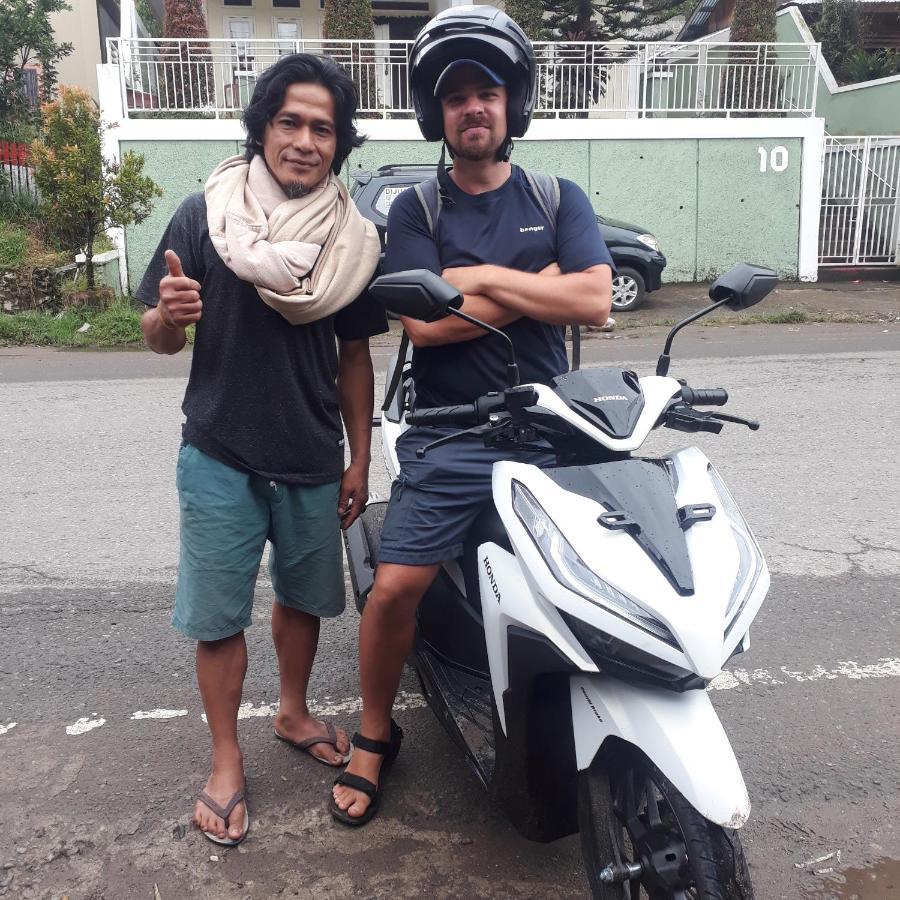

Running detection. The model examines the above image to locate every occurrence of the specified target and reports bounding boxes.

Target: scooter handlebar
[681,386,729,406]
[406,392,509,428]
[406,404,479,427]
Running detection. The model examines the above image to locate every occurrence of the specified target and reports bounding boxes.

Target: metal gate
[819,136,900,266]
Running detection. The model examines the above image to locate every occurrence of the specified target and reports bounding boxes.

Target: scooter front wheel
[577,747,754,900]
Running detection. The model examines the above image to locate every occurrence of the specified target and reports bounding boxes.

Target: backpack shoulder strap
[381,330,410,412]
[522,169,560,231]
[413,177,442,239]
[522,169,581,369]
[384,178,440,412]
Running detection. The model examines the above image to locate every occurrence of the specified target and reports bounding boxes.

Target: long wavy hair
[241,53,365,174]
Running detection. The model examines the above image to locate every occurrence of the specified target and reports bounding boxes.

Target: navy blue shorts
[377,426,555,566]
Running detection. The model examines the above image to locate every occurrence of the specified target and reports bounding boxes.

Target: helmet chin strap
[498,136,513,163]
[437,141,455,208]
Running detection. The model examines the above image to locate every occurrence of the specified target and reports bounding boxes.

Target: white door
[224,17,256,108]
[274,18,301,57]
[224,16,255,69]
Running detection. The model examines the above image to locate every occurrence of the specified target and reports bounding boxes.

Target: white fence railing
[106,38,819,119]
[820,136,900,266]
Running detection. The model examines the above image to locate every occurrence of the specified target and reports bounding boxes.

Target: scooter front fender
[571,675,750,828]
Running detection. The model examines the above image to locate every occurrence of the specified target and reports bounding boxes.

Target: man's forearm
[337,342,374,466]
[401,293,520,348]
[141,306,188,355]
[461,265,612,327]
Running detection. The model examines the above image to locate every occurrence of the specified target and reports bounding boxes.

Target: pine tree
[543,0,683,42]
[505,0,547,40]
[323,0,375,40]
[730,0,776,43]
[812,0,864,84]
[323,0,376,113]
[727,0,777,112]
[162,0,212,109]
[163,0,208,39]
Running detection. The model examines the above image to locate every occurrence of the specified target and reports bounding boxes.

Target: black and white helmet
[408,5,537,145]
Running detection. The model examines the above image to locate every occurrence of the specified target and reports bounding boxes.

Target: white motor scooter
[344,263,775,899]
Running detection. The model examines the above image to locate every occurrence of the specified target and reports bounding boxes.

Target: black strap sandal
[329,719,403,827]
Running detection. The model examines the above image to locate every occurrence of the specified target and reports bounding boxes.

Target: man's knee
[366,563,439,619]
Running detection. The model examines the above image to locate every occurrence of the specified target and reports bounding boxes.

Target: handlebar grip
[406,404,479,427]
[681,387,729,406]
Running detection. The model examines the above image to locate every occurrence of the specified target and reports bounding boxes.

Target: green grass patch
[0,213,70,268]
[0,220,29,267]
[703,309,810,325]
[0,300,197,348]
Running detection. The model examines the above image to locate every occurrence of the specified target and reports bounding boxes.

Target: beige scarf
[205,154,380,326]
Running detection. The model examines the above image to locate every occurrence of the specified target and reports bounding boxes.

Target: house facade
[205,0,439,45]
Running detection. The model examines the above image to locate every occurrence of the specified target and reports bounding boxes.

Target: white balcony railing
[106,37,819,119]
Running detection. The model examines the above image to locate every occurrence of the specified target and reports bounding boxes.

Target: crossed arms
[399,261,613,348]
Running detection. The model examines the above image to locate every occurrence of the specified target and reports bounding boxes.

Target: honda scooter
[344,263,775,899]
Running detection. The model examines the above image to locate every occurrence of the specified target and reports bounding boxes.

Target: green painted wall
[122,140,241,291]
[124,136,802,289]
[590,139,699,281]
[696,139,801,279]
[777,12,900,136]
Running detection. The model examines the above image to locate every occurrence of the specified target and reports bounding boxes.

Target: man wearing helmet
[331,5,614,826]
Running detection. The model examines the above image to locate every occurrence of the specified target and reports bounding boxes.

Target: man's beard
[284,181,312,199]
[446,126,503,162]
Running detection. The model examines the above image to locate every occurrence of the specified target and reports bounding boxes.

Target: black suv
[350,164,667,312]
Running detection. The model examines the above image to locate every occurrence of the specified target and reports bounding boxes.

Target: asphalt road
[1,322,898,900]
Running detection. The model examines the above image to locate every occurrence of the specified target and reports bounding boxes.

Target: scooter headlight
[511,481,677,645]
[708,464,764,632]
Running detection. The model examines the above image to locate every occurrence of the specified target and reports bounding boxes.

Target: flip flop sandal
[197,787,250,846]
[329,719,403,828]
[275,721,351,766]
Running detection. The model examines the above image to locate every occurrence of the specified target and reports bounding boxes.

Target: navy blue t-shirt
[384,165,614,408]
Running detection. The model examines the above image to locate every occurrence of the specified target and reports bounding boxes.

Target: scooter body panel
[570,674,751,828]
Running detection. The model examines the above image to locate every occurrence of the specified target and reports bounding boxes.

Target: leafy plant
[30,87,162,292]
[846,48,900,83]
[135,0,162,37]
[0,0,73,122]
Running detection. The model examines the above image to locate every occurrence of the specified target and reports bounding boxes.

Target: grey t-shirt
[137,193,388,484]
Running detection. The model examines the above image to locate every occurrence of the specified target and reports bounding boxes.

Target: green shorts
[173,442,345,641]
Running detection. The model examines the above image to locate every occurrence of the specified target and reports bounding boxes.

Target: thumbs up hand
[157,250,202,330]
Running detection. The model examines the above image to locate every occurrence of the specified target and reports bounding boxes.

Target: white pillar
[798,117,825,282]
[97,62,129,294]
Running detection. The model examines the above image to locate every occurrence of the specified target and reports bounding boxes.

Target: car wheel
[611,267,646,312]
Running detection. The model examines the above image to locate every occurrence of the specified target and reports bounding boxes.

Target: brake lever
[706,411,760,431]
[664,407,724,434]
[415,423,493,458]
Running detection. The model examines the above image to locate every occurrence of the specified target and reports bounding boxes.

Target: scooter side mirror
[369,269,463,322]
[708,263,778,311]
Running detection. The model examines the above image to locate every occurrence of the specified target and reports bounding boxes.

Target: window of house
[274,18,301,54]
[225,16,256,68]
